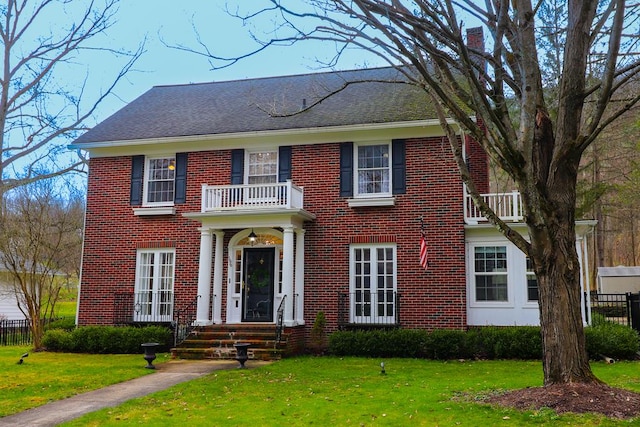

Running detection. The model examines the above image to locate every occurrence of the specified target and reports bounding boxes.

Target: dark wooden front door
[242,248,275,322]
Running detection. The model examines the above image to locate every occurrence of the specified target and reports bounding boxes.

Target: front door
[242,248,275,322]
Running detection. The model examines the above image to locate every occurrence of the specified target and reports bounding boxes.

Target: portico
[184,185,314,327]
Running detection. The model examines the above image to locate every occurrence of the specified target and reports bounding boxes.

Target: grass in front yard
[0,346,168,417]
[61,357,640,426]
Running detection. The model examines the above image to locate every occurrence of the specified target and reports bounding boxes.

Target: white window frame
[142,156,176,207]
[349,244,397,324]
[471,245,510,305]
[134,249,175,322]
[245,149,278,185]
[354,141,392,198]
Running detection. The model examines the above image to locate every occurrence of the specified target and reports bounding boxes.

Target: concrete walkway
[0,359,268,427]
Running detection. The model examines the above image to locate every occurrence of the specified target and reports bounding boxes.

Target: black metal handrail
[275,295,286,346]
[172,295,200,346]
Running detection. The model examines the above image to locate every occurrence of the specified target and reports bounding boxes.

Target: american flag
[419,230,428,270]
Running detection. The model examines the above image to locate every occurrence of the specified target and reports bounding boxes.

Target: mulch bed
[485,383,640,419]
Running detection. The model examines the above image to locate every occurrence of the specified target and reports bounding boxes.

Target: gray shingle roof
[73,67,436,144]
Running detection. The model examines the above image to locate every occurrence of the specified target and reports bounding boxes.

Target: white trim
[142,155,176,207]
[245,148,278,184]
[353,141,392,198]
[347,197,396,207]
[225,228,284,325]
[349,243,397,324]
[134,248,176,322]
[133,206,176,216]
[468,244,512,308]
[71,119,454,150]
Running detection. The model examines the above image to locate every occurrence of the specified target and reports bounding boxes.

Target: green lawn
[3,346,640,426]
[57,357,640,426]
[0,346,165,417]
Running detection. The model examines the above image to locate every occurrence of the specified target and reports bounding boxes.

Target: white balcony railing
[464,191,523,224]
[202,180,304,212]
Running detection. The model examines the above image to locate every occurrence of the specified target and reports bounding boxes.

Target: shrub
[468,327,542,360]
[424,329,470,360]
[328,324,638,361]
[43,325,172,354]
[329,329,428,358]
[585,322,640,360]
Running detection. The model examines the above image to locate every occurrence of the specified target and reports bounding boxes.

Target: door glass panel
[243,248,275,322]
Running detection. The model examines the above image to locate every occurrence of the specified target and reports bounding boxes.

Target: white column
[295,228,306,325]
[212,230,225,324]
[282,226,295,325]
[196,228,213,325]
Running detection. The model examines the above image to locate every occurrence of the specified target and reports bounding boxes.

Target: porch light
[248,229,257,245]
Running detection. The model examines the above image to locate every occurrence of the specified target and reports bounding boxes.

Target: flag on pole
[419,217,428,270]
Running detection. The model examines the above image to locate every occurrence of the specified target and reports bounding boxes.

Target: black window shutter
[392,139,406,194]
[340,142,354,197]
[130,155,144,205]
[174,153,188,204]
[278,146,292,182]
[231,149,244,184]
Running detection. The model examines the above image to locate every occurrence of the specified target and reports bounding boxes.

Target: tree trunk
[527,158,600,385]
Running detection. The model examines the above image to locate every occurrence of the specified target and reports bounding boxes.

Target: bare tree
[192,1,640,388]
[0,0,143,197]
[0,180,84,349]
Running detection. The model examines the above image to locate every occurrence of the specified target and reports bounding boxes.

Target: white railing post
[511,190,519,220]
[286,180,292,208]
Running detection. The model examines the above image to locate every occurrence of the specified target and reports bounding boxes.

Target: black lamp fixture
[248,229,257,245]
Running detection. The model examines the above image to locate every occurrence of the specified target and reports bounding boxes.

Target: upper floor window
[231,147,291,186]
[247,151,278,184]
[340,140,405,205]
[130,153,187,210]
[145,157,176,205]
[356,144,390,196]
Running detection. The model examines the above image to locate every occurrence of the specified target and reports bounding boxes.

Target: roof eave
[69,119,459,155]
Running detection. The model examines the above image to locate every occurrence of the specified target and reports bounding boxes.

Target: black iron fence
[587,292,640,330]
[0,319,31,345]
[338,291,400,329]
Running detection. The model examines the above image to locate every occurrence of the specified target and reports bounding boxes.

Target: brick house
[70,66,594,354]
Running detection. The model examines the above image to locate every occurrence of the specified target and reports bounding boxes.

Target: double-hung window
[350,244,397,324]
[340,140,405,206]
[134,249,175,322]
[131,153,187,212]
[247,151,278,184]
[245,150,279,203]
[356,144,390,196]
[474,246,508,302]
[144,157,176,205]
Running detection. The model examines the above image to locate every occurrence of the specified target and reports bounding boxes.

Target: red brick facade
[78,135,487,335]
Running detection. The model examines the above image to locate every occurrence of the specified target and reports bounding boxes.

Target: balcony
[464,191,524,224]
[201,180,304,212]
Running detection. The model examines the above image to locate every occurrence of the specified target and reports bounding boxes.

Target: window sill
[133,206,176,216]
[347,196,395,207]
